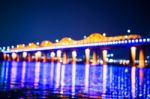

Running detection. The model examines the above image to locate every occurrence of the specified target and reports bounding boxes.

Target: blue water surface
[0,61,150,99]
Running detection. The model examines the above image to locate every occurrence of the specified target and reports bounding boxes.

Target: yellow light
[57,50,61,56]
[51,52,55,57]
[12,52,17,59]
[35,51,42,58]
[72,50,77,57]
[46,41,48,44]
[29,43,32,46]
[125,35,128,39]
[23,52,27,58]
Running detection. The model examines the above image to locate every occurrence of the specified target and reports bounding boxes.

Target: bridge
[2,33,150,67]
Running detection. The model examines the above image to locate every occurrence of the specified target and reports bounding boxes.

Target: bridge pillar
[50,51,55,62]
[72,50,77,64]
[3,53,7,60]
[22,52,27,61]
[7,54,11,61]
[4,54,11,61]
[139,48,145,68]
[43,53,47,62]
[27,53,32,62]
[16,54,20,62]
[12,52,17,61]
[35,51,42,62]
[63,51,68,64]
[57,50,62,62]
[92,50,98,65]
[85,48,90,64]
[130,46,137,66]
[102,49,107,65]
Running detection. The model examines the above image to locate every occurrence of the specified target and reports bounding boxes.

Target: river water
[0,61,150,98]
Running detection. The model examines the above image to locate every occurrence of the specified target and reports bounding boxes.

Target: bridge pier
[22,52,27,61]
[139,48,145,68]
[43,53,47,62]
[4,53,11,61]
[50,51,55,62]
[12,52,17,61]
[63,50,68,64]
[130,46,137,66]
[3,53,7,60]
[85,48,90,64]
[92,50,98,65]
[102,49,107,65]
[27,53,32,62]
[16,54,20,62]
[35,51,42,62]
[72,50,77,64]
[7,54,11,61]
[57,50,62,62]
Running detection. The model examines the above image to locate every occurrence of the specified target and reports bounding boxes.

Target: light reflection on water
[0,61,150,98]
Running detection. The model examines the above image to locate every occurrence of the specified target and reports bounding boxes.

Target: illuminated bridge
[2,33,150,67]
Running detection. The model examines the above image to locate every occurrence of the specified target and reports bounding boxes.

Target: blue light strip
[2,38,150,54]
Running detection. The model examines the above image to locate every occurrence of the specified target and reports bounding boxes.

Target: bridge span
[2,33,150,67]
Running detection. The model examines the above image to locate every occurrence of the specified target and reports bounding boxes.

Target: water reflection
[34,62,40,88]
[102,65,107,97]
[10,61,17,89]
[0,61,150,98]
[21,61,26,87]
[55,62,61,89]
[60,64,65,94]
[84,64,89,93]
[131,67,136,98]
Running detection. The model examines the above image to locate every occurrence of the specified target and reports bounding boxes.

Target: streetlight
[7,46,10,51]
[127,29,131,34]
[55,39,59,43]
[103,33,106,36]
[36,42,39,45]
[11,46,14,49]
[3,46,6,50]
[83,35,87,39]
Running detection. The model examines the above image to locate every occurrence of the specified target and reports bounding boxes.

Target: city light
[127,29,131,33]
[1,33,149,54]
[103,33,106,36]
[2,38,150,54]
[55,39,59,43]
[36,42,40,45]
[83,35,87,39]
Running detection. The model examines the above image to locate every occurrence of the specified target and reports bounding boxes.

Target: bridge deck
[3,38,150,53]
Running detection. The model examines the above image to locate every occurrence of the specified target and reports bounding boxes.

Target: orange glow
[102,50,107,65]
[51,52,55,57]
[72,50,77,64]
[12,52,17,60]
[3,53,7,60]
[35,51,42,58]
[57,50,62,62]
[26,42,38,48]
[131,67,136,98]
[139,48,145,68]
[10,33,141,51]
[63,51,68,64]
[40,40,52,47]
[92,50,98,65]
[130,46,136,66]
[54,37,75,46]
[22,52,27,58]
[85,48,90,64]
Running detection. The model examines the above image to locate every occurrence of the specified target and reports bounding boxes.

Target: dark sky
[0,0,150,46]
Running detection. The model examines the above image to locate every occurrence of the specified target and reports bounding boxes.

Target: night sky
[0,0,150,46]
